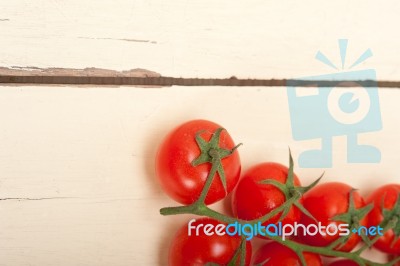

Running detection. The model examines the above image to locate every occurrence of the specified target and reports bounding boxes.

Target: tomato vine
[159,127,400,266]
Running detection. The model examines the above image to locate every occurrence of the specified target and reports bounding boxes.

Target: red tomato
[328,260,359,266]
[252,241,322,266]
[169,218,252,266]
[156,120,241,205]
[366,184,400,255]
[232,162,302,228]
[300,182,367,252]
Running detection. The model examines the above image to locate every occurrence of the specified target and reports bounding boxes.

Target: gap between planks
[0,67,399,88]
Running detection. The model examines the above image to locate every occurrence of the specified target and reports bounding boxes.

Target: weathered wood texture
[0,1,399,265]
[0,86,398,265]
[1,1,400,80]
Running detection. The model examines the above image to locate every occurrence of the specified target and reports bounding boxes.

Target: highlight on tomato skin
[231,162,302,235]
[155,119,241,205]
[168,218,252,266]
[299,182,367,252]
[252,241,322,266]
[366,184,400,255]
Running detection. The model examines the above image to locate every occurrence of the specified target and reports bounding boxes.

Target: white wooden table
[0,1,399,265]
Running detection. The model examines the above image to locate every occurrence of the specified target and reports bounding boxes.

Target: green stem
[161,194,298,225]
[196,157,220,204]
[240,237,246,266]
[160,204,202,216]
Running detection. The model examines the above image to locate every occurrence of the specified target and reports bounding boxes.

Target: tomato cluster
[155,120,400,265]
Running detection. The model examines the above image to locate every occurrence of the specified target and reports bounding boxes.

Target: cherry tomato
[300,182,367,252]
[232,162,302,228]
[252,241,322,266]
[169,218,252,266]
[366,184,400,255]
[328,260,359,266]
[156,119,241,205]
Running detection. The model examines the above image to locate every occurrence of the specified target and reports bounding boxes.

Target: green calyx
[330,190,374,249]
[258,150,322,223]
[192,128,242,198]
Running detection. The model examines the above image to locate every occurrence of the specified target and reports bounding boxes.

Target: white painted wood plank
[1,1,400,80]
[0,86,398,265]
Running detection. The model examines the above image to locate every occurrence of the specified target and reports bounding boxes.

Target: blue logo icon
[287,39,382,168]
